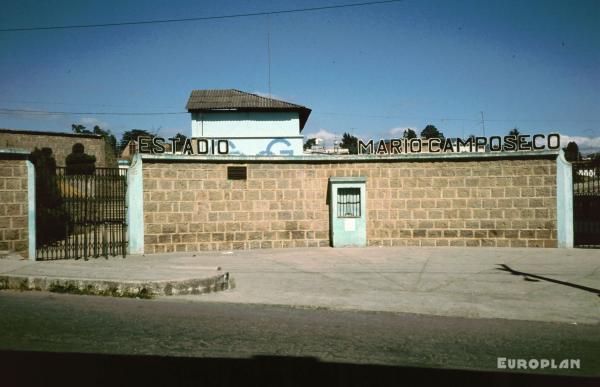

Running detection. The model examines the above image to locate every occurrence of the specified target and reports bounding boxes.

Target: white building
[187,89,311,156]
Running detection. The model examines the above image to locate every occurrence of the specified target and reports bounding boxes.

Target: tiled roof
[186,89,311,130]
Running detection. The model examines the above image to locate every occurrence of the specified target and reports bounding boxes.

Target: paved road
[0,291,598,379]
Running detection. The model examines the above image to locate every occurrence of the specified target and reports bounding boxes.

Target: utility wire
[0,0,404,33]
[2,107,600,123]
[0,98,181,109]
[0,108,186,115]
[314,111,600,122]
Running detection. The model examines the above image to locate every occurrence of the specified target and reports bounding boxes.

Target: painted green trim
[26,160,36,261]
[329,177,367,183]
[127,153,144,254]
[329,177,367,247]
[142,150,559,163]
[556,150,573,248]
[0,148,30,156]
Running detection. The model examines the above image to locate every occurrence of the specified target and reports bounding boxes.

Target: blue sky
[1,0,599,152]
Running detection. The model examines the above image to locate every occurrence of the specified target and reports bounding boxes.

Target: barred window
[337,187,361,218]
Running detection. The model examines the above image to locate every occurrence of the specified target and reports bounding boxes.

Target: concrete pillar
[27,159,36,261]
[127,154,144,254]
[556,150,573,248]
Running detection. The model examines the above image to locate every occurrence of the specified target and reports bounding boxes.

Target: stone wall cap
[0,128,102,139]
[329,177,367,183]
[0,148,30,156]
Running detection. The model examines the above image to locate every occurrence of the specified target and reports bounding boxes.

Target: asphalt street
[0,290,598,383]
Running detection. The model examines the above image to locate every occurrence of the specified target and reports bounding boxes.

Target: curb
[0,272,234,298]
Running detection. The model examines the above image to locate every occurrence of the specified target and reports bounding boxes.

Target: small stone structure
[0,128,116,168]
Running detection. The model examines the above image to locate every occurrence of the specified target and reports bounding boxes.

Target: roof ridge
[188,88,305,108]
[231,89,306,108]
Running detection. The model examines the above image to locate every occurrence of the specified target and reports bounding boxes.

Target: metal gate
[36,167,128,260]
[573,161,600,247]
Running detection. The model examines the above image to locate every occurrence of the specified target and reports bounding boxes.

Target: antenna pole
[480,111,485,137]
[267,15,272,97]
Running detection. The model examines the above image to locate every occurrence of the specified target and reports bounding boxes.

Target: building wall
[141,157,558,253]
[0,158,29,256]
[191,112,304,156]
[192,111,300,137]
[224,137,304,156]
[0,129,117,167]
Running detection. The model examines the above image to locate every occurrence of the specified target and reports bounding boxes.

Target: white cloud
[389,126,417,136]
[304,129,338,142]
[560,134,600,154]
[77,116,110,130]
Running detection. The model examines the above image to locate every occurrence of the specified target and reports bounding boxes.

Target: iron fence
[36,167,128,260]
[572,161,600,247]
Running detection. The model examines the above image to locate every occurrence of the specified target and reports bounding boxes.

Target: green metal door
[329,177,367,247]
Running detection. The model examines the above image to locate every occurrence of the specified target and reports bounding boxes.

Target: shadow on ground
[497,264,600,297]
[2,350,597,387]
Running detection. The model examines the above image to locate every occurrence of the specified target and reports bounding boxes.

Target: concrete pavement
[1,246,599,324]
[0,254,231,297]
[166,246,600,325]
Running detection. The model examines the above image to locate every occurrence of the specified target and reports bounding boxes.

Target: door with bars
[329,177,367,247]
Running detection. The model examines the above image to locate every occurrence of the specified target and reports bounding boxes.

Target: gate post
[556,149,573,248]
[26,158,36,261]
[127,153,144,254]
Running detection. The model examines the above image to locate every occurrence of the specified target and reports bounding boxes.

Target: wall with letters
[139,155,559,253]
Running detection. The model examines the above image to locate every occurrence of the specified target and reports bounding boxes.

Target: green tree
[420,125,444,140]
[71,124,91,134]
[508,128,520,136]
[563,141,581,162]
[119,129,152,153]
[171,133,188,152]
[71,124,118,156]
[403,128,417,139]
[340,132,358,154]
[93,125,118,156]
[304,138,317,150]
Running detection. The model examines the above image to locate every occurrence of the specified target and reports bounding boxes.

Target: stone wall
[0,158,29,256]
[0,129,117,167]
[141,157,558,253]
